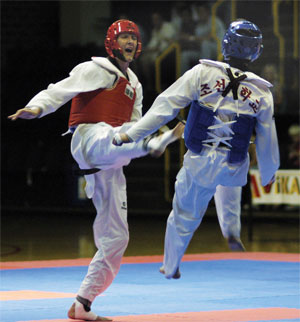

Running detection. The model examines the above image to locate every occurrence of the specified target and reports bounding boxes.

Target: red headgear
[105,19,142,60]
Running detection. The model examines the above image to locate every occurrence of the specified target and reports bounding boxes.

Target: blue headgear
[222,20,263,62]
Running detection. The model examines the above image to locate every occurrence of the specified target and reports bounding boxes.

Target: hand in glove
[112,133,133,146]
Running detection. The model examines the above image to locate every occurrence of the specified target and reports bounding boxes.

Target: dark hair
[226,57,250,71]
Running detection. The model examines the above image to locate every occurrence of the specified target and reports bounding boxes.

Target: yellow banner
[249,169,300,205]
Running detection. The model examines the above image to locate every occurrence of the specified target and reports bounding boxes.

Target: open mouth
[125,48,133,53]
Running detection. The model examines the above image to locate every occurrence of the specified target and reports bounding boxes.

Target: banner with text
[249,169,300,205]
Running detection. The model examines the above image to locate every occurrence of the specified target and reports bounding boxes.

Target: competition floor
[1,209,299,322]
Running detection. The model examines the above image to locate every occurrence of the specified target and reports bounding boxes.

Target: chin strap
[112,49,127,62]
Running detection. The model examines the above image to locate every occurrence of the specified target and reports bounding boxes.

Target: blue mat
[1,259,299,321]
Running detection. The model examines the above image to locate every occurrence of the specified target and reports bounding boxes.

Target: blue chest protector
[184,102,215,154]
[184,68,256,164]
[229,113,256,163]
[184,101,256,164]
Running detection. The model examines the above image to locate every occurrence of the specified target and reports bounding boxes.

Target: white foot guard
[146,122,185,157]
[68,299,112,321]
[159,266,181,279]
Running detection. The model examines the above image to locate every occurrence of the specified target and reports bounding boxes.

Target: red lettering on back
[200,84,212,96]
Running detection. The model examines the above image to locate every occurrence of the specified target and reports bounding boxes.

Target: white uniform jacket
[25,57,143,198]
[25,57,143,122]
[126,59,280,187]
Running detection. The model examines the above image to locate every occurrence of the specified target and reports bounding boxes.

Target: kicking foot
[227,236,246,252]
[159,266,181,279]
[68,300,112,321]
[146,122,185,157]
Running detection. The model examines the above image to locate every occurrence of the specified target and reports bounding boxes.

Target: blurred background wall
[1,0,299,214]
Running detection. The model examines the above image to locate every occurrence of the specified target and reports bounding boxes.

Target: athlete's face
[117,33,138,62]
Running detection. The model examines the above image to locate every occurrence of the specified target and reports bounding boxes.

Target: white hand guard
[113,133,124,146]
[112,133,133,146]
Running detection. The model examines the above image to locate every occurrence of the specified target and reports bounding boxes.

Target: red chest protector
[68,77,136,128]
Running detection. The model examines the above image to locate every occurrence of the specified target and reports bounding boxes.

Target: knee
[108,231,130,254]
[169,211,199,235]
[117,231,129,251]
[94,232,129,267]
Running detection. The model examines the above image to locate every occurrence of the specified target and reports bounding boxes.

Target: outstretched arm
[8,107,42,121]
[113,65,200,146]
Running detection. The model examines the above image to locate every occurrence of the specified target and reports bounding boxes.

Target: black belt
[72,168,100,176]
[70,126,78,133]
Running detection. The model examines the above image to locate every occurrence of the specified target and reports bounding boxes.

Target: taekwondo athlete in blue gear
[114,20,280,279]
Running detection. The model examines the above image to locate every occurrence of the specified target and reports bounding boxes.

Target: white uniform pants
[163,166,242,278]
[214,185,242,239]
[70,122,148,302]
[77,168,129,302]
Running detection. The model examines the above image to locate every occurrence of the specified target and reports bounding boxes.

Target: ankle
[76,295,92,312]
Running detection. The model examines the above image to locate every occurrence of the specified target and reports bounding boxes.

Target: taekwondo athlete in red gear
[9,19,184,320]
[114,20,280,279]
